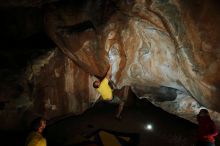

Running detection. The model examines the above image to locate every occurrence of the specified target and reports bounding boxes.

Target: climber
[93,63,129,120]
[196,108,218,146]
[25,117,47,146]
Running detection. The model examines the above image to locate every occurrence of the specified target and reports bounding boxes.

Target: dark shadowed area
[2,98,219,146]
[0,0,220,146]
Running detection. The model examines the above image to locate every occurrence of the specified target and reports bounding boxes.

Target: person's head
[31,117,46,133]
[198,108,209,117]
[93,80,100,88]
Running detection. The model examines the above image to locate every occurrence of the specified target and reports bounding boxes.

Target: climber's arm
[105,63,112,80]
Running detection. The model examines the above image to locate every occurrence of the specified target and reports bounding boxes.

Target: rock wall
[1,0,220,129]
[23,49,100,119]
[43,0,220,126]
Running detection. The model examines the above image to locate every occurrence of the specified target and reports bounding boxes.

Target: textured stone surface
[1,0,220,129]
[23,49,100,117]
[43,0,220,126]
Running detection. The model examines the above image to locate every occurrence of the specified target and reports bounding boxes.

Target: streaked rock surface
[43,0,220,126]
[1,0,220,129]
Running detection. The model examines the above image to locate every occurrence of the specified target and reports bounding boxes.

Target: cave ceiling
[1,0,220,130]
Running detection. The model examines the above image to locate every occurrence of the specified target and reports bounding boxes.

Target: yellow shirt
[25,131,47,146]
[97,78,113,100]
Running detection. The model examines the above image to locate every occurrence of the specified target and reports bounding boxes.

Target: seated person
[196,109,218,146]
[25,117,47,146]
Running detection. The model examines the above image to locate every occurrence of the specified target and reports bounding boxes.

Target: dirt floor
[45,98,219,146]
[1,98,220,146]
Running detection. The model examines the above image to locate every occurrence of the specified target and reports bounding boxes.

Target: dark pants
[196,141,215,146]
[108,95,121,104]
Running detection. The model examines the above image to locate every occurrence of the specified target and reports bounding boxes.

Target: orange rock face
[41,0,220,125]
[2,0,220,129]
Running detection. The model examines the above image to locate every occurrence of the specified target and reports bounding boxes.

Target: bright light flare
[144,124,153,131]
